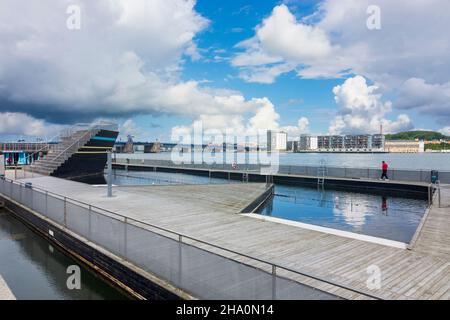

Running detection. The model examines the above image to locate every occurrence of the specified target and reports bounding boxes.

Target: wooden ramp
[12,176,450,300]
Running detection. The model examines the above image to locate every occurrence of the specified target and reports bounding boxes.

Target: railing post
[107,152,113,198]
[438,181,441,208]
[272,265,277,300]
[178,234,183,286]
[124,217,128,260]
[64,196,67,227]
[88,205,92,239]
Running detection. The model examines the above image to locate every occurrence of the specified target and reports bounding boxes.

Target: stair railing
[27,122,118,177]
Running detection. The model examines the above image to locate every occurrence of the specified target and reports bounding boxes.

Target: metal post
[107,152,113,197]
[272,265,277,300]
[64,196,67,227]
[438,181,441,208]
[88,205,92,238]
[124,217,128,259]
[178,234,183,286]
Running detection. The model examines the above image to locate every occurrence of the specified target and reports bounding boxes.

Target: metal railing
[112,158,450,184]
[25,121,118,176]
[435,181,450,208]
[0,176,384,300]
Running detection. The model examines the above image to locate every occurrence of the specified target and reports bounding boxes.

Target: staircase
[24,122,117,177]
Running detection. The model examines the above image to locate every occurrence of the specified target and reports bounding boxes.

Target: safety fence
[113,158,450,184]
[437,182,450,208]
[0,176,383,300]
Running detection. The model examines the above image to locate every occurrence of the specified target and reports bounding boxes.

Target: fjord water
[116,152,450,170]
[0,209,127,300]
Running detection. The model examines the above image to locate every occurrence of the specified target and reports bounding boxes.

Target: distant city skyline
[1,1,450,143]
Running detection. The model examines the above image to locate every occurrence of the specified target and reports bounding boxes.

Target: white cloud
[0,112,63,137]
[328,76,413,134]
[0,0,267,124]
[171,98,309,141]
[232,1,450,123]
[396,78,450,123]
[439,127,450,136]
[280,117,310,138]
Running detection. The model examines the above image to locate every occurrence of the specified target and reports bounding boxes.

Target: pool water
[257,185,428,243]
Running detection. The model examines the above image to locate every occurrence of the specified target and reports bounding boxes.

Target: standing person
[381,161,389,180]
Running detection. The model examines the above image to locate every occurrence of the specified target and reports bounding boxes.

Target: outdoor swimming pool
[108,169,428,243]
[257,185,428,243]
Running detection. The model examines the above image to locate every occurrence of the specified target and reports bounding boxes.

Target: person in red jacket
[381,161,389,180]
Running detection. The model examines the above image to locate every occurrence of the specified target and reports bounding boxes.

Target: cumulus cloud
[280,117,310,138]
[439,127,450,136]
[232,1,450,123]
[328,76,413,134]
[234,2,450,84]
[171,98,309,142]
[396,78,450,123]
[0,112,63,137]
[0,0,270,128]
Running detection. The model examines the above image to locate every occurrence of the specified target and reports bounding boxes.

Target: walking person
[380,161,389,180]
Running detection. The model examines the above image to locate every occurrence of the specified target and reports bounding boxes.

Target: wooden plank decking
[0,275,15,300]
[11,176,450,300]
[412,184,450,260]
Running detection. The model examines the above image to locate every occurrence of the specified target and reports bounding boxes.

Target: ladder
[317,159,327,187]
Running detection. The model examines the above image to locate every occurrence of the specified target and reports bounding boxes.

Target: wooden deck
[12,176,450,300]
[0,275,15,300]
[412,184,450,260]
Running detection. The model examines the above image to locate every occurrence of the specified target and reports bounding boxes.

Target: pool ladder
[317,160,327,187]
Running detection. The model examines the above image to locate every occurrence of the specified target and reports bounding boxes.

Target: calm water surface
[115,152,450,170]
[0,209,128,300]
[258,185,427,243]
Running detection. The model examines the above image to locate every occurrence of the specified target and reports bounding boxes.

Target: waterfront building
[385,140,425,153]
[267,130,287,151]
[302,134,385,152]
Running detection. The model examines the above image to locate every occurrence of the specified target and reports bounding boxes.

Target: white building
[310,136,318,150]
[267,130,287,151]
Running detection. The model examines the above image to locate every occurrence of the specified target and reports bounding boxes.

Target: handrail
[25,121,119,167]
[0,176,384,300]
[26,122,118,176]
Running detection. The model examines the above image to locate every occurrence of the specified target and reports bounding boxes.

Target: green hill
[385,131,449,141]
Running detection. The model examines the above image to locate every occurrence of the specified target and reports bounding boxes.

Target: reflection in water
[258,185,427,243]
[331,194,371,229]
[0,210,128,300]
[381,197,388,216]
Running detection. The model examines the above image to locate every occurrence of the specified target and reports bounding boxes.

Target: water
[115,152,450,170]
[258,185,427,243]
[108,169,428,243]
[0,209,128,300]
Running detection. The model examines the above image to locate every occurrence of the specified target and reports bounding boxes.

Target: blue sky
[0,0,449,142]
[123,0,343,141]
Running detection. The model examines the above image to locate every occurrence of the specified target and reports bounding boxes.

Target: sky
[0,0,449,142]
